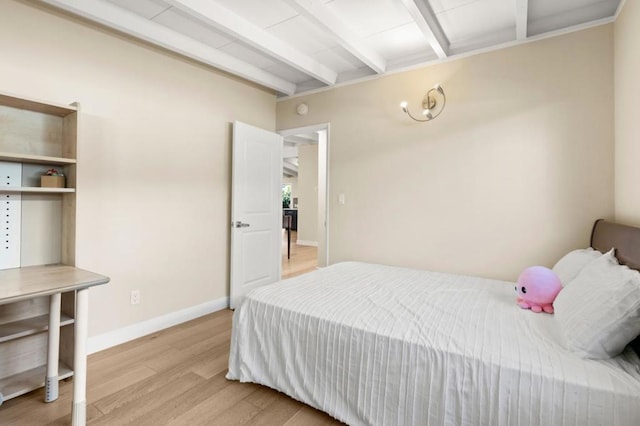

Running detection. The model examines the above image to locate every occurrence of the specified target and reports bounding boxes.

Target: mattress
[227,262,640,426]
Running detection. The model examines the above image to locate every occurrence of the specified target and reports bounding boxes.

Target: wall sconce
[400,84,446,122]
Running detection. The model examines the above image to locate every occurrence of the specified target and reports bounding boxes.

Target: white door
[230,121,283,309]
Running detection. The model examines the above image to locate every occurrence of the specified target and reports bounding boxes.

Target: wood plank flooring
[282,231,318,278]
[0,309,343,425]
[1,235,330,425]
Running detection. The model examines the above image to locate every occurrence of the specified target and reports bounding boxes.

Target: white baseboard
[87,296,229,355]
[296,239,318,247]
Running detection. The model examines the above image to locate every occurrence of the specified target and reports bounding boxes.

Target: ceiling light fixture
[296,103,308,116]
[400,84,446,122]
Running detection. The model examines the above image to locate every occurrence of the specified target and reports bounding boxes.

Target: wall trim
[87,297,229,354]
[296,239,318,247]
[615,0,627,19]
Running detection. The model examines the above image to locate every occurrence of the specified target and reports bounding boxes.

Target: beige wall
[297,144,319,244]
[0,1,276,336]
[277,25,615,281]
[614,1,640,226]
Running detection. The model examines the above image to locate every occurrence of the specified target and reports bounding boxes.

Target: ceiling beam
[284,135,316,145]
[40,0,296,95]
[284,0,386,74]
[283,160,299,176]
[168,0,337,85]
[283,145,299,158]
[515,0,529,40]
[399,0,449,59]
[283,160,299,171]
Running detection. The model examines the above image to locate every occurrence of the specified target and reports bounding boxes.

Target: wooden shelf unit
[1,187,75,193]
[0,90,79,403]
[0,361,73,402]
[0,152,77,166]
[0,313,74,343]
[0,92,77,117]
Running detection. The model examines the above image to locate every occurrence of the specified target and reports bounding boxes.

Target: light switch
[338,193,345,205]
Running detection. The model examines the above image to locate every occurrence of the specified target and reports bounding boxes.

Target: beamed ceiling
[41,0,622,97]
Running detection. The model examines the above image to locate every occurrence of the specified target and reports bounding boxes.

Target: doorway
[279,123,329,278]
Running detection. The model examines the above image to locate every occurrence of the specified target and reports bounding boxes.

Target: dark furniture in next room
[284,209,297,231]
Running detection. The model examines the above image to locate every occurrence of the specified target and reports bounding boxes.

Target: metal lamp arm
[400,85,446,122]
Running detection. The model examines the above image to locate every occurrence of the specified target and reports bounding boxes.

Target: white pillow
[552,247,603,286]
[554,249,640,359]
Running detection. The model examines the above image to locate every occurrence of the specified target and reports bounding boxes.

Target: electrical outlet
[130,290,141,305]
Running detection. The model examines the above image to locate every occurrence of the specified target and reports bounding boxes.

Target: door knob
[234,221,250,228]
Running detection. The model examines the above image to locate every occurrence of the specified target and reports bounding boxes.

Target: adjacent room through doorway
[280,124,329,278]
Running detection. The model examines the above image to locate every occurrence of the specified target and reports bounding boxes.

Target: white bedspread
[227,262,640,426]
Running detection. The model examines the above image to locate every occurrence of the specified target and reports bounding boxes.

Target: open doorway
[279,123,329,278]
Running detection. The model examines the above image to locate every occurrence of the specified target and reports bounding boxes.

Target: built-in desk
[0,264,109,426]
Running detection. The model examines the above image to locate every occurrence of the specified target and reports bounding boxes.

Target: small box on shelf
[41,175,65,188]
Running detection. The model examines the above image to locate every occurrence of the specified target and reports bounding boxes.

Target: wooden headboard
[590,219,640,355]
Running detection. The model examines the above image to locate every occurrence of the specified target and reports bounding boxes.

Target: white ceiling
[41,0,622,97]
[282,132,318,177]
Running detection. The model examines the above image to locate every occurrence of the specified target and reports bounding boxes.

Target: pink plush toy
[515,266,562,314]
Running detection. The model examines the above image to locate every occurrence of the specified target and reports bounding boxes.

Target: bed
[227,220,640,425]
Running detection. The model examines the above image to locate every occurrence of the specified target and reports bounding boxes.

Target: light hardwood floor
[1,234,331,425]
[1,309,343,425]
[282,231,318,278]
